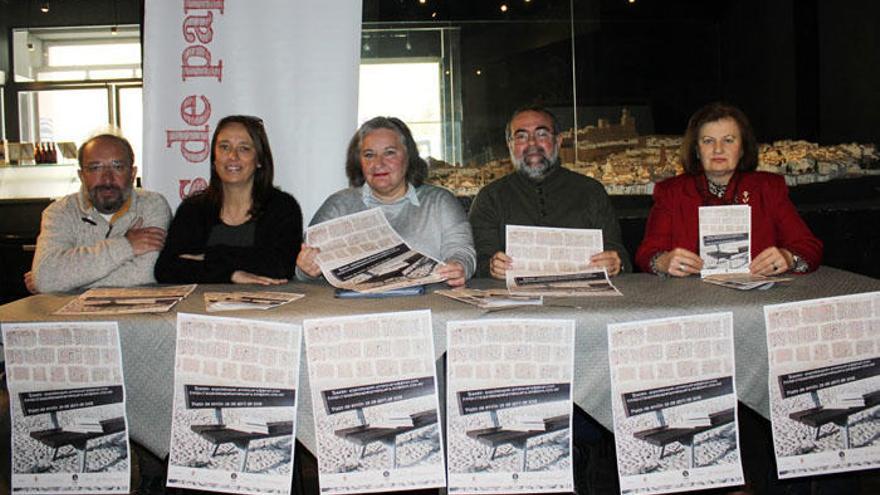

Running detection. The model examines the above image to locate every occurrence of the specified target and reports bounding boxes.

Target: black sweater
[155,188,302,283]
[468,166,631,277]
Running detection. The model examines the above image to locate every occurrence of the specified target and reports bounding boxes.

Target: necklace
[707,180,727,198]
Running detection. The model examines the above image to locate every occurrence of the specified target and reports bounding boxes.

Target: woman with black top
[155,115,302,284]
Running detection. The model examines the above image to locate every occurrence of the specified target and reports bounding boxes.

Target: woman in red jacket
[635,102,822,276]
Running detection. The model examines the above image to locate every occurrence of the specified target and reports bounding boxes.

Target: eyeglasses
[82,161,130,175]
[510,128,555,144]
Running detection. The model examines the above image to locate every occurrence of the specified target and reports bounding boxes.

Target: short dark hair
[204,115,276,216]
[345,116,427,188]
[78,133,135,168]
[680,102,759,175]
[505,105,562,142]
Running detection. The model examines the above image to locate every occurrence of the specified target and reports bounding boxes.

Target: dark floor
[2,364,880,494]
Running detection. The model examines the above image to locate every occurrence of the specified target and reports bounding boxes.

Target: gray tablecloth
[1,267,878,459]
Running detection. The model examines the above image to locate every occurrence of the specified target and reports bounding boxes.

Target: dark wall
[5,0,141,29]
[720,0,799,141]
[2,1,878,152]
[817,0,880,144]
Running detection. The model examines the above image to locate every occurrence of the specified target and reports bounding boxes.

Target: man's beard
[88,185,131,214]
[511,145,560,181]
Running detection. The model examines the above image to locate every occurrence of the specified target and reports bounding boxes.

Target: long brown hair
[203,115,276,217]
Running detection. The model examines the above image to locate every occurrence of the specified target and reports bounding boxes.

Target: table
[2,267,878,460]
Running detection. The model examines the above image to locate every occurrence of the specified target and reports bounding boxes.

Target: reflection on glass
[18,89,108,147]
[359,62,442,160]
[48,43,141,67]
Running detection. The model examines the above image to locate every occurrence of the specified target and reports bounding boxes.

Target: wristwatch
[791,253,809,273]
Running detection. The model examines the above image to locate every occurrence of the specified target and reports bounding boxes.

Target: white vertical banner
[143,0,361,222]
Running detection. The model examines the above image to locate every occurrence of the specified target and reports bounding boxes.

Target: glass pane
[361,1,575,198]
[13,26,141,83]
[359,61,442,160]
[17,89,109,150]
[48,43,141,67]
[119,87,144,177]
[90,69,138,80]
[36,70,88,82]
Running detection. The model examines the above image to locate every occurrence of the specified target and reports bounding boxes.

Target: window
[359,28,462,166]
[359,61,442,158]
[12,26,143,169]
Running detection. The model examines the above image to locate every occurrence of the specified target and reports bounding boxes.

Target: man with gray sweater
[26,133,171,293]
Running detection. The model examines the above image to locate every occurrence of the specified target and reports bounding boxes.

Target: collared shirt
[361,182,421,222]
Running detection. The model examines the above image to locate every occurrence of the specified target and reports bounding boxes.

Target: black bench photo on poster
[17,385,127,474]
[620,376,737,473]
[776,358,880,453]
[320,376,440,471]
[180,384,295,474]
[455,382,572,473]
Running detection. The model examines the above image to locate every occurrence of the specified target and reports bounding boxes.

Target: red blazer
[635,172,823,273]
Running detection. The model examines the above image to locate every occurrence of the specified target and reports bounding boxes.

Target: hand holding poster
[446,318,575,493]
[2,322,131,494]
[764,291,880,479]
[167,314,302,495]
[698,205,751,278]
[303,310,445,494]
[608,313,743,494]
[504,225,620,296]
[306,209,446,293]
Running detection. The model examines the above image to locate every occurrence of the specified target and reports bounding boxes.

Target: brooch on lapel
[740,191,750,204]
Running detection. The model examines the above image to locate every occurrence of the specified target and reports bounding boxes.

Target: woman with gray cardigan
[296,116,475,286]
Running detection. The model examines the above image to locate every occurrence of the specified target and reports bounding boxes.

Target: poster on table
[435,288,543,310]
[143,0,360,222]
[608,312,743,494]
[203,291,304,312]
[698,205,751,277]
[2,322,131,494]
[764,291,880,479]
[303,310,445,494]
[504,225,621,296]
[446,318,575,494]
[166,314,302,495]
[55,284,196,315]
[306,208,446,293]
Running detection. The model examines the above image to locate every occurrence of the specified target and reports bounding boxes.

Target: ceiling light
[40,2,50,13]
[500,4,508,12]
